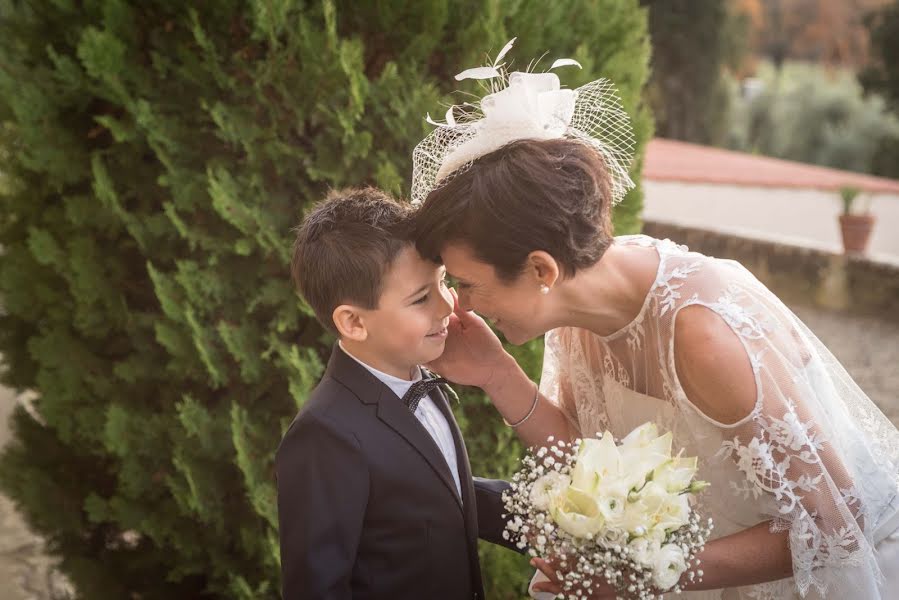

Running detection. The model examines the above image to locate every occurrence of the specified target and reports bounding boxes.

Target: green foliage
[860,0,899,178]
[839,186,862,215]
[725,61,899,175]
[641,0,749,145]
[0,2,650,598]
[861,0,899,113]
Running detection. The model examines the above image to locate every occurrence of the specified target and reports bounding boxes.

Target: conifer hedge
[0,2,650,597]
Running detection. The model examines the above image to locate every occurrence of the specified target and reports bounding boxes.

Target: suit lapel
[326,345,463,512]
[374,387,464,511]
[429,385,480,552]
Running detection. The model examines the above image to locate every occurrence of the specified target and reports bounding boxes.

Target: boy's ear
[332,304,369,342]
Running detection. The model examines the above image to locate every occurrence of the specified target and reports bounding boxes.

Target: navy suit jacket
[276,344,518,600]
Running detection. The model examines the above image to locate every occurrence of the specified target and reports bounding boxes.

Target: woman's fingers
[450,286,460,310]
[530,557,561,584]
[449,287,477,327]
[530,557,567,593]
[445,311,462,332]
[531,581,562,594]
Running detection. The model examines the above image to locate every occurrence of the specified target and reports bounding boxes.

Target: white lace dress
[538,235,899,599]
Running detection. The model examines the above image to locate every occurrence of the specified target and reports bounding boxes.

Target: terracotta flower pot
[839,214,876,254]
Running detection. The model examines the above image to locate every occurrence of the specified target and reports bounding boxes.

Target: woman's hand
[530,557,618,599]
[425,288,515,390]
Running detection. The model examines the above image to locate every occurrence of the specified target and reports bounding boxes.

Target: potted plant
[838,185,875,254]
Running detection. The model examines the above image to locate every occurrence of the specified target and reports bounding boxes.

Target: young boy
[277,188,515,600]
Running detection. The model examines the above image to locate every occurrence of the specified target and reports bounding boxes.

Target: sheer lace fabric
[539,235,899,599]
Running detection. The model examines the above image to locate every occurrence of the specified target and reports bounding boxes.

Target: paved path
[0,387,70,600]
[792,303,899,424]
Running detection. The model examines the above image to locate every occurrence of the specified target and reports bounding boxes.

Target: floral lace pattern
[539,235,899,599]
[717,408,828,510]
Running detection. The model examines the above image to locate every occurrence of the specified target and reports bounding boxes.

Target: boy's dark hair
[414,138,614,282]
[291,187,412,334]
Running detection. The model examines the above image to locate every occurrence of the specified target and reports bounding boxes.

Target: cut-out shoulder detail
[672,303,759,427]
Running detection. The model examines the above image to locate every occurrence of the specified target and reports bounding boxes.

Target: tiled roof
[644,138,899,195]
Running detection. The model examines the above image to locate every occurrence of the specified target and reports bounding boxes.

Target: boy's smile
[339,245,453,380]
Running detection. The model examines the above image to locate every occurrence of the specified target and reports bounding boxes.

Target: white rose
[594,476,631,529]
[652,543,687,590]
[550,486,605,538]
[529,471,571,511]
[628,536,662,568]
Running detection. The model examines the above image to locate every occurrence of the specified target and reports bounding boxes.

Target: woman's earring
[540,284,550,295]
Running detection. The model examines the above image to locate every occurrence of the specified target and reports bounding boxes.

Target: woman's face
[440,241,551,345]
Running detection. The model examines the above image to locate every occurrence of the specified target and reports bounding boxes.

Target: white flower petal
[550,58,583,70]
[652,543,687,590]
[494,37,517,64]
[454,66,502,81]
[445,106,456,126]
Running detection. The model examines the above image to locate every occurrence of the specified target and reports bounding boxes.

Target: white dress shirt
[338,342,462,499]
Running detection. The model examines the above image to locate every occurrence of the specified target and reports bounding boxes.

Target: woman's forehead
[441,242,499,284]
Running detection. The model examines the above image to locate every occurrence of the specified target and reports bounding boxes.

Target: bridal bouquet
[502,423,713,599]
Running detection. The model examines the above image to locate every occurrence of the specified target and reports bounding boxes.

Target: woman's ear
[526,250,560,290]
[332,305,368,341]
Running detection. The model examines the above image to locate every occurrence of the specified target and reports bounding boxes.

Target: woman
[411,135,899,597]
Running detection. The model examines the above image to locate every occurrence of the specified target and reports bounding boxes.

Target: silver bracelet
[503,381,540,428]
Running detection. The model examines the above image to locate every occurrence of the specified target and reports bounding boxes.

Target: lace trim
[710,291,876,596]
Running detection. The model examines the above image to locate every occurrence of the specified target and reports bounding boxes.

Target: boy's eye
[413,294,429,305]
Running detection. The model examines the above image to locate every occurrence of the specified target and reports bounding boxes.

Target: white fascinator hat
[410,38,636,206]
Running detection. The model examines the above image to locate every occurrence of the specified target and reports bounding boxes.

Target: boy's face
[346,245,453,377]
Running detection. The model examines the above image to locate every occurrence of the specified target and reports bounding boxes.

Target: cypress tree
[0,2,650,597]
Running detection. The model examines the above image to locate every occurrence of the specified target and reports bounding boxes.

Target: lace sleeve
[675,279,899,597]
[540,328,584,438]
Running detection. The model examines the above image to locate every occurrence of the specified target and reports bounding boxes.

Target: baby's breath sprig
[502,428,714,600]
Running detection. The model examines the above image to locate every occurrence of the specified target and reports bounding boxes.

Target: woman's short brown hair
[291,187,412,333]
[413,138,615,282]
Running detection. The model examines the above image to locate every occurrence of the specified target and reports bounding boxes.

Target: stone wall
[643,220,899,322]
[642,180,899,261]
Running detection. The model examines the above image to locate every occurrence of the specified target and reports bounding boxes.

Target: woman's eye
[413,294,429,305]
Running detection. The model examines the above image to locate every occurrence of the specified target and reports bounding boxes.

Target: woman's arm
[683,522,793,590]
[482,353,575,447]
[532,522,793,597]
